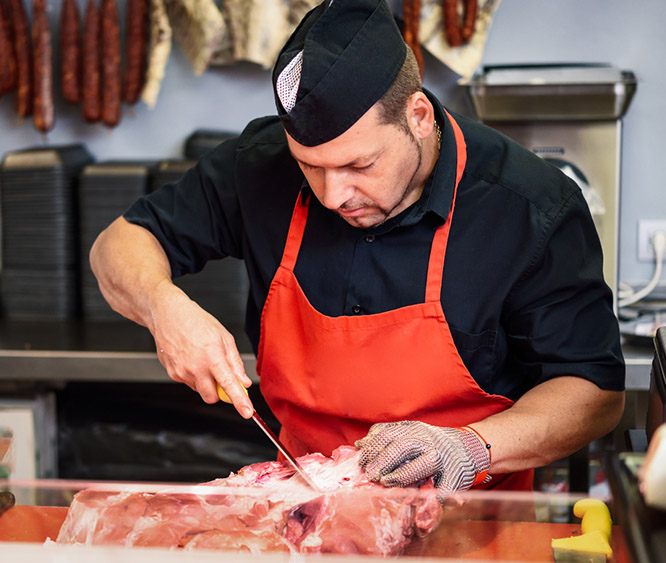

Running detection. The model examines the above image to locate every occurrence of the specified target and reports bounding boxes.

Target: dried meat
[219,0,318,70]
[141,0,171,109]
[56,445,441,555]
[163,0,226,76]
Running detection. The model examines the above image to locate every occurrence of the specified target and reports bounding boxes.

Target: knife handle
[217,384,248,404]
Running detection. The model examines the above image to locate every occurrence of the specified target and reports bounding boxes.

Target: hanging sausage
[32,0,54,132]
[0,0,17,95]
[442,0,477,47]
[82,0,100,122]
[100,0,122,127]
[60,0,82,104]
[8,0,31,118]
[403,0,423,77]
[123,0,148,105]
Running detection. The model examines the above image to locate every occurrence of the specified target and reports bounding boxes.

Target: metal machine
[466,64,637,302]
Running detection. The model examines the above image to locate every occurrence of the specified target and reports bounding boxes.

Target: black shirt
[124,94,625,402]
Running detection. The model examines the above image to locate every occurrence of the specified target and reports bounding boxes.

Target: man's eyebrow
[293,156,317,168]
[292,154,378,169]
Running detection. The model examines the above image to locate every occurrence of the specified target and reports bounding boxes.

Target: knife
[216,384,321,492]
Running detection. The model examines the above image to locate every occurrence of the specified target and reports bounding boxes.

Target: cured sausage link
[461,0,477,42]
[442,0,462,47]
[100,0,122,127]
[61,0,82,104]
[123,0,148,105]
[402,0,423,77]
[0,0,17,94]
[32,0,54,132]
[82,0,100,122]
[411,0,423,76]
[442,0,477,47]
[8,0,31,117]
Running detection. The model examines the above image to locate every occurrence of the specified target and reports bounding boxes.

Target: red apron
[258,111,533,490]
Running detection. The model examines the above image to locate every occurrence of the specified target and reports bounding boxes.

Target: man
[91,0,625,496]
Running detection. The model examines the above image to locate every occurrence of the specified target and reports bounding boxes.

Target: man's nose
[321,169,353,209]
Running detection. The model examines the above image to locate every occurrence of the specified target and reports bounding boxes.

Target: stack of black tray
[78,161,156,320]
[0,145,94,319]
[184,129,236,160]
[150,158,197,192]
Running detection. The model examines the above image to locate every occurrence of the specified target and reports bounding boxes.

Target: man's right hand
[150,281,255,418]
[89,217,254,418]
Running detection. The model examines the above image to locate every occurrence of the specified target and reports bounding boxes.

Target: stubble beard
[339,137,423,229]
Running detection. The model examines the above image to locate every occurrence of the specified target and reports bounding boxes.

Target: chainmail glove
[355,421,491,496]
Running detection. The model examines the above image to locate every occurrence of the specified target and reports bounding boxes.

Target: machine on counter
[465,63,637,308]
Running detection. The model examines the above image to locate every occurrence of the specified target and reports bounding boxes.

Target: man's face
[286,105,424,229]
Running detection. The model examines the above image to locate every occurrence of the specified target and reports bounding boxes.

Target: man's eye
[353,162,375,172]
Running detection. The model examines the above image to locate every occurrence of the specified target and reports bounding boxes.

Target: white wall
[0,0,664,286]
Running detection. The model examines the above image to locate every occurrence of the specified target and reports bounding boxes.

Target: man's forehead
[286,120,387,169]
[288,139,380,170]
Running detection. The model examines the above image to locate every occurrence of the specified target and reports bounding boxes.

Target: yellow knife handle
[217,384,249,404]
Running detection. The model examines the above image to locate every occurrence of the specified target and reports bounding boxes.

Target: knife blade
[217,384,321,492]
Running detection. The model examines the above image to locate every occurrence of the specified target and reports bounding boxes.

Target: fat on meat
[56,445,442,555]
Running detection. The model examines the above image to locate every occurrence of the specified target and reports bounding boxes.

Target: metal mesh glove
[355,421,491,496]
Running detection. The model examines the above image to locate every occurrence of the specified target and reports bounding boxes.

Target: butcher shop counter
[0,477,633,562]
[0,319,654,390]
[0,319,258,385]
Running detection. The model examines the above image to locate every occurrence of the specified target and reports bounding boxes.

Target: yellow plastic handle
[573,499,612,541]
[216,384,249,404]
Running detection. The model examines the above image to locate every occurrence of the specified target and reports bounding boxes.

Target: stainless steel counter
[0,349,259,384]
[0,319,259,385]
[0,320,653,390]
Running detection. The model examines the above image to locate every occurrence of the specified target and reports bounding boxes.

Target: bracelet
[463,426,492,464]
[457,426,492,486]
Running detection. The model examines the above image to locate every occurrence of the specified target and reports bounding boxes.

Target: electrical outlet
[638,219,666,261]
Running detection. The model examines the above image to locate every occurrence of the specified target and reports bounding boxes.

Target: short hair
[376,46,422,135]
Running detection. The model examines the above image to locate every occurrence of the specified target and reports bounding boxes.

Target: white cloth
[640,423,666,510]
[276,51,304,113]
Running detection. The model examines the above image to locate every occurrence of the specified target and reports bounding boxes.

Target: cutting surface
[405,520,631,561]
[0,506,68,542]
[0,505,631,561]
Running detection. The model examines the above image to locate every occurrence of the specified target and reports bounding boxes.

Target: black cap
[272,0,407,147]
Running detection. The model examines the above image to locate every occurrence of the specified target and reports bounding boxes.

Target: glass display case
[0,477,633,562]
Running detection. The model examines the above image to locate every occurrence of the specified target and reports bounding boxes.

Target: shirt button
[352,304,362,314]
[365,235,375,243]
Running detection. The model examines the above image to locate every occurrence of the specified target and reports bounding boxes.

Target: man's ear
[407,92,435,141]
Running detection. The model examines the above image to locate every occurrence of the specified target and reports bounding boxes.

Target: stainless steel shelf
[0,319,652,391]
[0,349,259,384]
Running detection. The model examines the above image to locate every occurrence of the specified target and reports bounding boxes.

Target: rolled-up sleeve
[503,188,625,391]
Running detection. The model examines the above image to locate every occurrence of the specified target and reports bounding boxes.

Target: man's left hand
[355,421,491,497]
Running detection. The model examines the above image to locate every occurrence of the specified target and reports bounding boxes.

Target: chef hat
[273,0,407,147]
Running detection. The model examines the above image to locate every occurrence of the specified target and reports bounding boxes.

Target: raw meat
[56,445,442,555]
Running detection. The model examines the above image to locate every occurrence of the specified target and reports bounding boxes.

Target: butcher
[90,0,625,496]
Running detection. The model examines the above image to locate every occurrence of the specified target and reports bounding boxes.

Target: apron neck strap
[280,192,310,271]
[425,109,468,303]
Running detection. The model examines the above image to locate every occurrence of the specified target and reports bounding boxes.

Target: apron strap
[280,193,310,271]
[426,109,468,303]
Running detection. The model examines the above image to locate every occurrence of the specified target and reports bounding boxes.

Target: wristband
[458,426,492,486]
